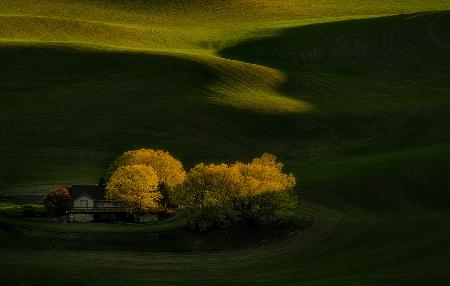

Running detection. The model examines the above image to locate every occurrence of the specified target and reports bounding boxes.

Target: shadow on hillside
[219,11,450,96]
[220,11,450,69]
[2,12,450,215]
[0,44,313,189]
[218,11,450,214]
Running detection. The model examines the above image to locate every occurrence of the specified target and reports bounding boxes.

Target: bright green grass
[2,1,450,26]
[1,1,450,285]
[0,202,43,215]
[1,0,450,52]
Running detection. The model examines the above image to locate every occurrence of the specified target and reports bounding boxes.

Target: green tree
[175,163,241,231]
[247,189,298,225]
[98,176,106,192]
[176,153,297,231]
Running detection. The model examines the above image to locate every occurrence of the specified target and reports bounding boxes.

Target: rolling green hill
[1,1,450,285]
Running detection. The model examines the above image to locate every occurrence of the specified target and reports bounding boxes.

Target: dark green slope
[2,13,449,214]
[220,12,450,214]
[2,13,450,215]
[0,45,308,189]
[0,46,213,186]
[1,218,449,286]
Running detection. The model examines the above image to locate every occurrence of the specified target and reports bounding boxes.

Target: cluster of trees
[43,148,297,230]
[106,149,186,222]
[175,153,297,231]
[106,149,297,231]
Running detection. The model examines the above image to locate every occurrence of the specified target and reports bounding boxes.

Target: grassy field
[1,1,450,285]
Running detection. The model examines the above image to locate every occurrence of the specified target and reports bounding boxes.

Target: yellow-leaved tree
[113,149,185,188]
[175,153,297,231]
[235,153,296,196]
[174,162,242,231]
[235,153,297,225]
[112,149,186,206]
[106,164,160,222]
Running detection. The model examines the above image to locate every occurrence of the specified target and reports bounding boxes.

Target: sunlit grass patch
[210,86,312,114]
[203,57,313,114]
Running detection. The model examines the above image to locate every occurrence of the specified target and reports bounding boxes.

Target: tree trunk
[133,212,141,223]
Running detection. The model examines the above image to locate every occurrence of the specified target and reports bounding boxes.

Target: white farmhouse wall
[73,195,94,208]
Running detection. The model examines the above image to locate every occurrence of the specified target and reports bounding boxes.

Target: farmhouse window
[80,200,88,208]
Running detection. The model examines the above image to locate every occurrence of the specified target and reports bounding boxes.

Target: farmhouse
[69,185,165,223]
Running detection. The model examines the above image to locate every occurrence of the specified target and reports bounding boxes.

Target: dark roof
[70,185,105,200]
